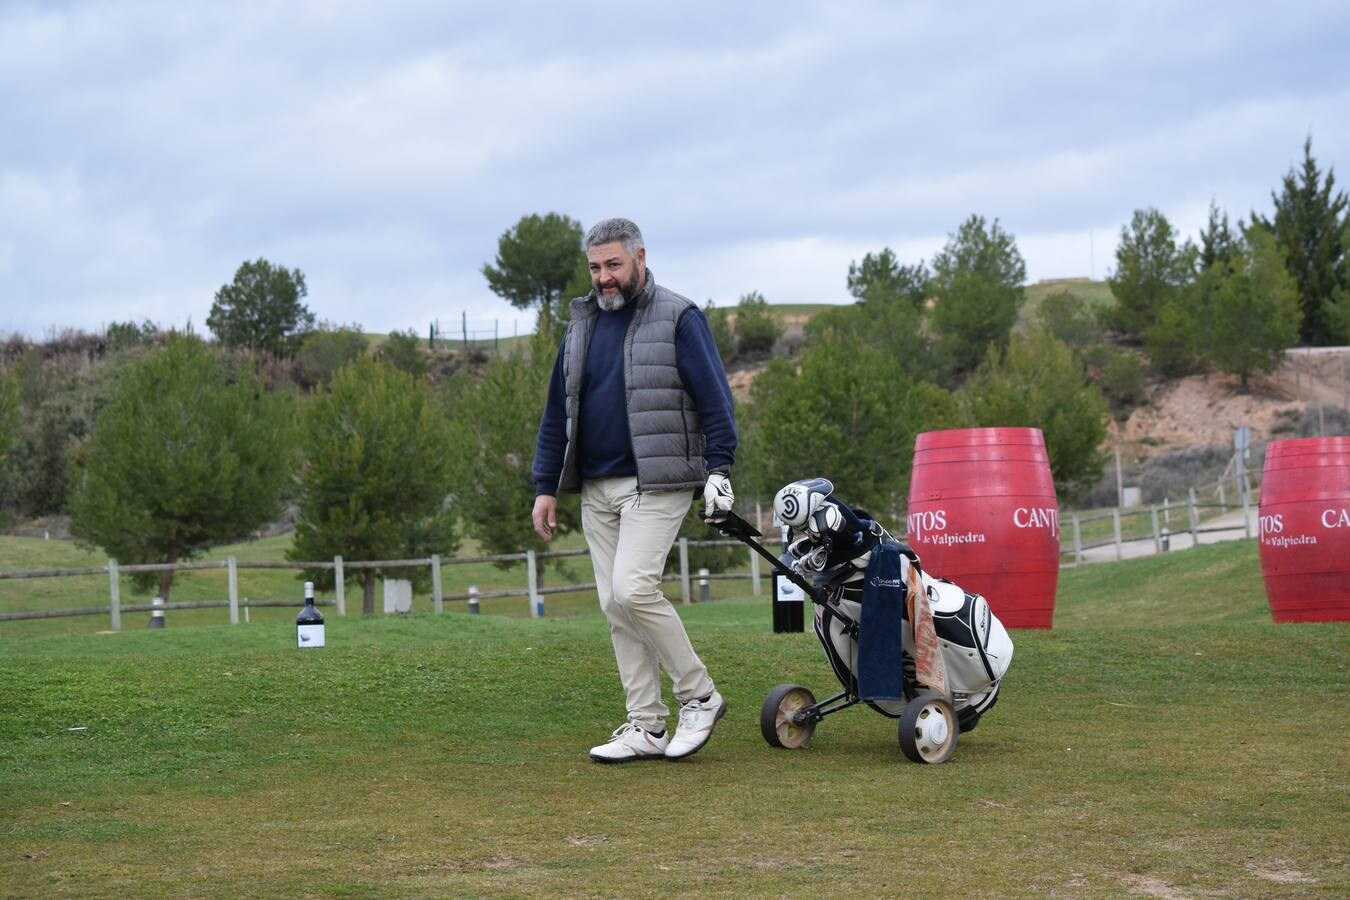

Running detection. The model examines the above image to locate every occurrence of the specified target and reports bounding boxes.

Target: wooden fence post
[679,538,691,605]
[526,550,541,617]
[1241,476,1252,538]
[1187,488,1200,544]
[1150,506,1161,554]
[334,556,345,616]
[227,556,239,624]
[108,558,121,632]
[1112,509,1123,561]
[431,554,443,614]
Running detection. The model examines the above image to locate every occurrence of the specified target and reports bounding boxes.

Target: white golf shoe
[665,691,726,760]
[589,723,669,763]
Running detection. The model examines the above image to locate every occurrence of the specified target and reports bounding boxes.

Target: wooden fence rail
[0,538,764,630]
[1059,482,1254,563]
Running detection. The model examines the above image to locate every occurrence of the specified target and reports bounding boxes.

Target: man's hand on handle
[703,472,734,521]
[532,494,557,542]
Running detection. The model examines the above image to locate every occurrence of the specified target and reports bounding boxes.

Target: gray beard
[597,292,627,312]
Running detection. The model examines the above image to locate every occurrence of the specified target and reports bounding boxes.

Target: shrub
[733,292,783,356]
[380,329,429,378]
[296,324,368,389]
[1036,290,1102,352]
[1139,445,1232,504]
[958,327,1110,503]
[703,301,735,365]
[1098,348,1146,418]
[105,319,158,353]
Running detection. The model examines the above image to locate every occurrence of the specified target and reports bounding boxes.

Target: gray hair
[585,218,644,257]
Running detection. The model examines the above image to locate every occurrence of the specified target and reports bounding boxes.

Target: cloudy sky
[2,2,1347,340]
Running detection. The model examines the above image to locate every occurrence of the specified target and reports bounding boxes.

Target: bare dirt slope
[1111,347,1350,453]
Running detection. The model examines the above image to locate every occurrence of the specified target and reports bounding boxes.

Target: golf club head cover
[772,477,834,530]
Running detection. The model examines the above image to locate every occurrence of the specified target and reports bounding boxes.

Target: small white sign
[297,624,325,648]
[383,579,412,614]
[774,574,805,603]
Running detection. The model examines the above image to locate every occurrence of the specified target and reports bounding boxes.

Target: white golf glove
[703,472,734,520]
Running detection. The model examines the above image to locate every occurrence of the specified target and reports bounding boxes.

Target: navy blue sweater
[533,304,736,496]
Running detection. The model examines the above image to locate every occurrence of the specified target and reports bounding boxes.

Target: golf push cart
[703,478,1014,764]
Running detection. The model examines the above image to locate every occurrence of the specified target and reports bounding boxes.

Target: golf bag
[774,478,1014,733]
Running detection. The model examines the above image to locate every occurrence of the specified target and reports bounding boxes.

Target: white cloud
[1,1,1348,338]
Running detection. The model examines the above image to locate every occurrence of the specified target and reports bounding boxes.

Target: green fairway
[2,539,1347,897]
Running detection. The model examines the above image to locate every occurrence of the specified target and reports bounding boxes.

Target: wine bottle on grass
[296,581,325,648]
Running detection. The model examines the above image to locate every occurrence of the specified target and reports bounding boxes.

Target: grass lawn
[2,539,1347,897]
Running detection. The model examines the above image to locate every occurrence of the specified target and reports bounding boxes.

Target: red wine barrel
[907,427,1059,628]
[1258,436,1350,623]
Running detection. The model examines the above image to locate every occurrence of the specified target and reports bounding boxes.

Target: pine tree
[958,328,1110,502]
[742,333,959,521]
[1206,228,1302,390]
[1107,208,1197,340]
[207,259,315,357]
[1252,136,1350,345]
[69,335,295,602]
[289,357,461,614]
[929,215,1027,378]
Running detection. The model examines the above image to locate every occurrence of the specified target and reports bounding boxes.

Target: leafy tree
[295,323,368,389]
[379,328,429,378]
[733,291,783,355]
[1095,348,1146,419]
[1206,227,1302,390]
[742,333,959,524]
[105,319,158,353]
[847,248,929,308]
[929,215,1027,377]
[289,357,460,614]
[0,348,113,520]
[1251,136,1350,345]
[804,294,933,378]
[703,300,736,364]
[207,258,315,357]
[1107,208,1197,340]
[482,212,585,333]
[1145,297,1205,377]
[958,327,1109,502]
[0,370,17,463]
[1035,290,1102,353]
[453,347,579,586]
[69,335,295,603]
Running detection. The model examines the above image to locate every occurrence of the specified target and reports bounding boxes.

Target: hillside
[1112,347,1350,453]
[735,283,1350,460]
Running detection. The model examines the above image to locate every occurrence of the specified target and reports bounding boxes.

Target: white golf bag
[775,477,1014,732]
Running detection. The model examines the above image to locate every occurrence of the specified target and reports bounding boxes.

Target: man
[531,217,737,763]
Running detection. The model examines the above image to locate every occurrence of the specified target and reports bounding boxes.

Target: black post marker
[296,581,325,648]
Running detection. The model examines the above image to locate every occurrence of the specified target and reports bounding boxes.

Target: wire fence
[429,316,531,352]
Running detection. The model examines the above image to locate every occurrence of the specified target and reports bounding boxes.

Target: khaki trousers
[580,476,716,732]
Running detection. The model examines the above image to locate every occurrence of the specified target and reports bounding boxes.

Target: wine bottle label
[297,624,326,648]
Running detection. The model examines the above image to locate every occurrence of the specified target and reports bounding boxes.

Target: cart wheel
[760,684,817,749]
[898,692,958,764]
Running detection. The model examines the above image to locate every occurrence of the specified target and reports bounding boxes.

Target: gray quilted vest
[556,272,705,493]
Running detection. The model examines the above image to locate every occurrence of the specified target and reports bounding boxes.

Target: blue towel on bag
[857,543,905,700]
